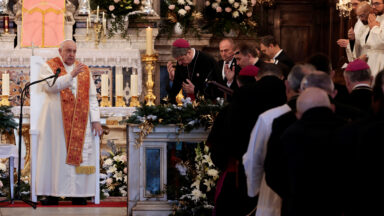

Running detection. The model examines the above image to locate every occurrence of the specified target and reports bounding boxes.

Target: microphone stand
[14,74,57,209]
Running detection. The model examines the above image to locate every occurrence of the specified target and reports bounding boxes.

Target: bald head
[59,40,77,66]
[296,87,332,119]
[356,2,371,24]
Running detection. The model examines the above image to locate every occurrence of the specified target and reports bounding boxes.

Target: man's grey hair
[344,68,372,82]
[172,47,191,58]
[301,71,335,94]
[59,39,75,49]
[287,64,316,92]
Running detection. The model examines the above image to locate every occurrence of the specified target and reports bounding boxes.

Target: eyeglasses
[357,13,369,19]
[372,2,383,7]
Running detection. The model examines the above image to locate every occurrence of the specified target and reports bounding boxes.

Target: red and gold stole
[46,57,90,166]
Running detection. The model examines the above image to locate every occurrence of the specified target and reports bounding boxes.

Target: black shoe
[40,196,59,205]
[72,197,87,205]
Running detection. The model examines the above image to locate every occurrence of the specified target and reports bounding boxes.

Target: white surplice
[243,104,291,216]
[346,19,370,62]
[365,15,384,77]
[36,57,100,197]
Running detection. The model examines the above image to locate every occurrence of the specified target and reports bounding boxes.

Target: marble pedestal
[127,124,209,216]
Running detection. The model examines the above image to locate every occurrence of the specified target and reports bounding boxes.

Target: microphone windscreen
[56,68,61,75]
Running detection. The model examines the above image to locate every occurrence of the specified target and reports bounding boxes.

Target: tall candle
[2,73,9,96]
[96,6,99,23]
[145,27,153,55]
[116,74,123,96]
[101,74,108,96]
[86,17,89,34]
[102,12,107,33]
[130,74,138,97]
[4,16,9,34]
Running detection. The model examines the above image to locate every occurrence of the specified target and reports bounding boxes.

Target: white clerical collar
[273,49,283,61]
[191,48,196,59]
[353,83,371,90]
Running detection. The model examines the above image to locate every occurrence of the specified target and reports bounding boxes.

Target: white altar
[127,124,210,216]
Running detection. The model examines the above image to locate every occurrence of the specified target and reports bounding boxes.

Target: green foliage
[122,99,223,132]
[0,106,17,134]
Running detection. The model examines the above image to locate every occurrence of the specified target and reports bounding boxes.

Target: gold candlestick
[0,95,10,106]
[93,22,104,48]
[100,96,111,107]
[115,96,126,107]
[176,89,184,107]
[129,96,140,107]
[142,54,158,106]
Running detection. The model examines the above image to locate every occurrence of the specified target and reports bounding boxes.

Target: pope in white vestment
[36,40,103,198]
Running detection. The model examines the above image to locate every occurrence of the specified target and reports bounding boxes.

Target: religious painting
[90,67,113,105]
[144,148,163,198]
[21,0,65,47]
[121,67,138,106]
[0,67,30,106]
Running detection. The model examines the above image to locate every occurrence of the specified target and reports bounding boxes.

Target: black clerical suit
[280,107,346,216]
[217,58,241,101]
[337,110,384,216]
[208,75,286,216]
[348,85,373,113]
[168,49,220,102]
[274,50,294,79]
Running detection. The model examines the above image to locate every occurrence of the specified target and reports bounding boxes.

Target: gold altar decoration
[142,54,158,106]
[336,0,352,17]
[115,96,126,107]
[129,96,141,107]
[86,8,107,48]
[21,125,31,177]
[100,95,111,107]
[176,89,184,107]
[0,95,10,106]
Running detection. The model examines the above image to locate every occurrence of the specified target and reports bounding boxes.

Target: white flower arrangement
[100,145,127,198]
[203,0,259,36]
[171,143,219,215]
[163,0,203,36]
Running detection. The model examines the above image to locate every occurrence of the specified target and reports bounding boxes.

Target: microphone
[52,68,61,86]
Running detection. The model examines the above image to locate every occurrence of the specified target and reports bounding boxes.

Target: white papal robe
[36,57,100,197]
[346,19,370,62]
[243,104,291,216]
[365,15,384,77]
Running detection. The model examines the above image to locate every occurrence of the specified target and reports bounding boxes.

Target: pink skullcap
[345,59,370,72]
[239,65,259,77]
[172,38,190,48]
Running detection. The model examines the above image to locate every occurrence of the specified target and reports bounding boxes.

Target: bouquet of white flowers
[203,0,259,36]
[100,142,127,198]
[0,159,8,197]
[170,143,219,216]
